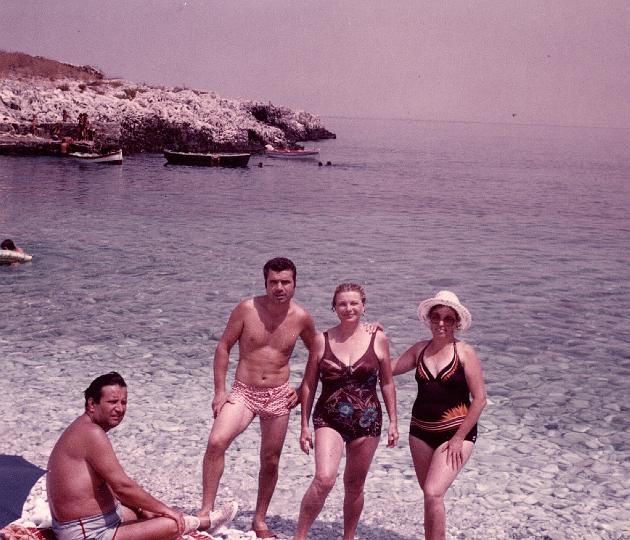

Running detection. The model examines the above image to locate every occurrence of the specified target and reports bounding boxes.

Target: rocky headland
[0,51,335,156]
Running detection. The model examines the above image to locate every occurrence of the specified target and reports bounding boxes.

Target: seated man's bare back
[47,415,120,522]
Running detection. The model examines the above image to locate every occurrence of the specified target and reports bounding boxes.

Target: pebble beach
[5,343,628,540]
[2,118,630,539]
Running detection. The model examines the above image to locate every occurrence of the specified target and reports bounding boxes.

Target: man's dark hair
[1,239,17,251]
[263,257,297,285]
[84,372,127,408]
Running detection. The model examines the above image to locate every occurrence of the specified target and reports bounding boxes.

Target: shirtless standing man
[200,257,317,539]
[47,372,236,540]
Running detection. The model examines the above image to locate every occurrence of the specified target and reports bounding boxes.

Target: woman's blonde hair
[331,283,366,309]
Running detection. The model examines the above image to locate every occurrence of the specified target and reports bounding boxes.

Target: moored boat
[164,149,251,167]
[67,149,123,164]
[264,144,320,159]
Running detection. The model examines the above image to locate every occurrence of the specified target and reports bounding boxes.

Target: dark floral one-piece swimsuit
[312,331,382,442]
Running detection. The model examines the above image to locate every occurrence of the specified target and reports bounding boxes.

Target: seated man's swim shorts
[52,503,123,540]
[229,380,294,418]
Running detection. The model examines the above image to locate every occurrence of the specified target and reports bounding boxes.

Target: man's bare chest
[242,315,301,350]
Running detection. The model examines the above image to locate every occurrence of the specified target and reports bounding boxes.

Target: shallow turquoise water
[2,118,629,537]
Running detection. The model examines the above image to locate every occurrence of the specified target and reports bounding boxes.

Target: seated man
[47,372,237,540]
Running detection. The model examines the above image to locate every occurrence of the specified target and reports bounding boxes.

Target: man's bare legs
[409,436,474,540]
[200,401,255,514]
[115,517,180,540]
[251,413,291,532]
[115,513,211,540]
[342,436,379,540]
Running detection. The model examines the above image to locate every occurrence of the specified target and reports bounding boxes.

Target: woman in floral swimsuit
[294,283,398,540]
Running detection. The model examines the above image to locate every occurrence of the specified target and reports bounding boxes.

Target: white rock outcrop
[0,76,334,153]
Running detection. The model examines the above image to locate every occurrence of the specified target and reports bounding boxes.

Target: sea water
[1,118,629,538]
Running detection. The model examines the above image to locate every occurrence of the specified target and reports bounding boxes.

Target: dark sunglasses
[429,313,457,327]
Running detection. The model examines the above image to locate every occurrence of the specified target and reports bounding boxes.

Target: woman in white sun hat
[392,290,486,540]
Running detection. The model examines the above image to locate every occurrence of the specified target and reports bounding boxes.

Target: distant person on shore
[47,372,237,540]
[78,112,89,140]
[199,257,317,539]
[60,136,73,155]
[391,291,486,540]
[293,283,398,540]
[51,123,62,140]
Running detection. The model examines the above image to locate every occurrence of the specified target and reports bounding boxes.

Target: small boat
[164,149,251,167]
[264,144,320,160]
[67,149,123,164]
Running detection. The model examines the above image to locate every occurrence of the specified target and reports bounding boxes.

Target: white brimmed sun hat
[417,290,472,331]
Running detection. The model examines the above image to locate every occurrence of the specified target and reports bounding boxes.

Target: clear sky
[1,0,629,128]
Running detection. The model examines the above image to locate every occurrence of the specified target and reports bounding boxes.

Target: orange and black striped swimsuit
[410,341,477,449]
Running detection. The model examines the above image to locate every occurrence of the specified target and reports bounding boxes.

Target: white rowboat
[68,149,123,164]
[265,144,320,160]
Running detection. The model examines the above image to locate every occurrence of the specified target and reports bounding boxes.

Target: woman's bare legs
[293,428,344,540]
[342,436,379,540]
[409,436,474,540]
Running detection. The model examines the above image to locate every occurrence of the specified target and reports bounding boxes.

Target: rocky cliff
[0,52,335,155]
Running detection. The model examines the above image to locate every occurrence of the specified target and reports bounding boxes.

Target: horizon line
[320,114,630,132]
